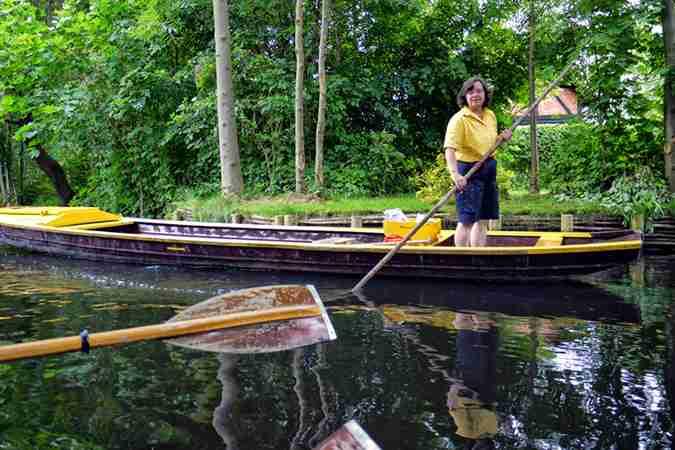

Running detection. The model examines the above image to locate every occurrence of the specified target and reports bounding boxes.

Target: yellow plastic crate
[383,218,441,242]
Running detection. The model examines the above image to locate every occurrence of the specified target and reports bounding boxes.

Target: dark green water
[0,247,673,450]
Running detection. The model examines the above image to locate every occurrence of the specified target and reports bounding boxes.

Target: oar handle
[352,58,578,292]
[0,304,321,362]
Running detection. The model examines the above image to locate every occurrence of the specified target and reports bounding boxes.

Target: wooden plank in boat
[535,234,564,247]
[44,209,121,228]
[0,207,121,228]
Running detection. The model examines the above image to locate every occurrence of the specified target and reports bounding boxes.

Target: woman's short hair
[456,77,492,109]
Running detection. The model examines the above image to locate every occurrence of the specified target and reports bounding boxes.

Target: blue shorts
[455,159,499,225]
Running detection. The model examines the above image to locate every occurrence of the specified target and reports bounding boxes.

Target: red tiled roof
[513,87,578,117]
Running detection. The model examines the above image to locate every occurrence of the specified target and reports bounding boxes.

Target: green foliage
[499,119,664,196]
[414,154,453,203]
[667,197,675,218]
[0,0,668,219]
[500,121,603,193]
[326,131,415,198]
[567,167,673,226]
[169,189,609,220]
[414,153,514,202]
[169,189,239,222]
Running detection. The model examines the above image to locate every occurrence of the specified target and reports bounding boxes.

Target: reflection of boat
[0,248,639,324]
[0,207,641,280]
[355,278,641,325]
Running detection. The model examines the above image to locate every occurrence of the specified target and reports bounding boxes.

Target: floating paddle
[352,58,579,292]
[313,420,381,450]
[0,285,336,362]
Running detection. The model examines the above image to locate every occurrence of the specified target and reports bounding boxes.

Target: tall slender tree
[664,0,675,192]
[528,0,539,194]
[213,0,244,196]
[314,0,330,191]
[295,0,306,194]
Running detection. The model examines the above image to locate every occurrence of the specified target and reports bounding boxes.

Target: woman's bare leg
[455,222,471,247]
[469,221,488,247]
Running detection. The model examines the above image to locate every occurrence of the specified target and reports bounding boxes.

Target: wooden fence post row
[212,211,651,235]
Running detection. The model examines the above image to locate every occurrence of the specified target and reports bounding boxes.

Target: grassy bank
[169,191,610,222]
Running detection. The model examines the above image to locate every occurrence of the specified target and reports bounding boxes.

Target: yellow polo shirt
[443,107,498,162]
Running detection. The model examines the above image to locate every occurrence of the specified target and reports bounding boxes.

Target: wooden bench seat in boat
[535,234,564,247]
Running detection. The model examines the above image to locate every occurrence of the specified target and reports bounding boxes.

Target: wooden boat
[0,207,642,280]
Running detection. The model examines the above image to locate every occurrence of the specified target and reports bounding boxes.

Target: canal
[0,246,673,449]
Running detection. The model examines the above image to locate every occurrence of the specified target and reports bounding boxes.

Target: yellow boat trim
[69,219,134,230]
[0,206,100,216]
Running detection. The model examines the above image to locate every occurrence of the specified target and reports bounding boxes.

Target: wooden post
[350,215,363,228]
[629,259,645,286]
[561,214,574,232]
[284,215,298,226]
[230,213,243,224]
[488,215,502,231]
[630,214,645,232]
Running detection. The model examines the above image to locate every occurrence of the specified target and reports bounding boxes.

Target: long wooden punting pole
[352,58,579,292]
[0,304,321,362]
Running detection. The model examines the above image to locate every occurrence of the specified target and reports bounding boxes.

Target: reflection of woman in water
[213,353,240,449]
[447,313,499,449]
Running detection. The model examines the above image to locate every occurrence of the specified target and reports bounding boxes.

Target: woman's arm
[445,147,467,191]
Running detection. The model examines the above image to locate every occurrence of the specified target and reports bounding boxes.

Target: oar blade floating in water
[0,285,335,362]
[313,420,381,450]
[167,284,336,353]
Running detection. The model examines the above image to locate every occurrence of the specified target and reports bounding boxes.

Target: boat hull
[0,213,642,280]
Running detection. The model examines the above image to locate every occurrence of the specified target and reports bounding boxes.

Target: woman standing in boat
[444,77,511,247]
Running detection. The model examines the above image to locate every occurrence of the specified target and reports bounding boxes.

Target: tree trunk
[295,0,306,194]
[314,0,330,191]
[35,145,74,205]
[528,0,539,194]
[0,122,9,204]
[15,115,73,205]
[0,161,7,204]
[664,0,675,192]
[213,0,244,196]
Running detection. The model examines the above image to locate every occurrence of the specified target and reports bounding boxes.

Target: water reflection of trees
[492,319,670,448]
[1,264,674,449]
